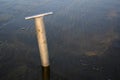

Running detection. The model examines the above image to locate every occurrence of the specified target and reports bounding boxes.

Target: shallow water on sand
[0,0,120,80]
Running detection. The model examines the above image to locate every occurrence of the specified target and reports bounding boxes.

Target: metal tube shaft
[35,17,49,67]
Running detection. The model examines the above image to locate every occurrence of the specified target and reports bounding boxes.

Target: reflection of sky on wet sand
[107,10,119,20]
[0,0,120,80]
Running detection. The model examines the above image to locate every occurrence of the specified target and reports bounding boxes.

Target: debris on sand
[20,27,25,30]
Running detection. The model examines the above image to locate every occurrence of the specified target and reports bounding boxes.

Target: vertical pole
[35,17,50,80]
[35,17,49,67]
[25,12,53,80]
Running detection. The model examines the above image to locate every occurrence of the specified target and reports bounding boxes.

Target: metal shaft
[35,17,49,67]
[25,12,53,80]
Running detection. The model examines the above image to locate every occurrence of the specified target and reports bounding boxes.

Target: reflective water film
[0,0,120,80]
